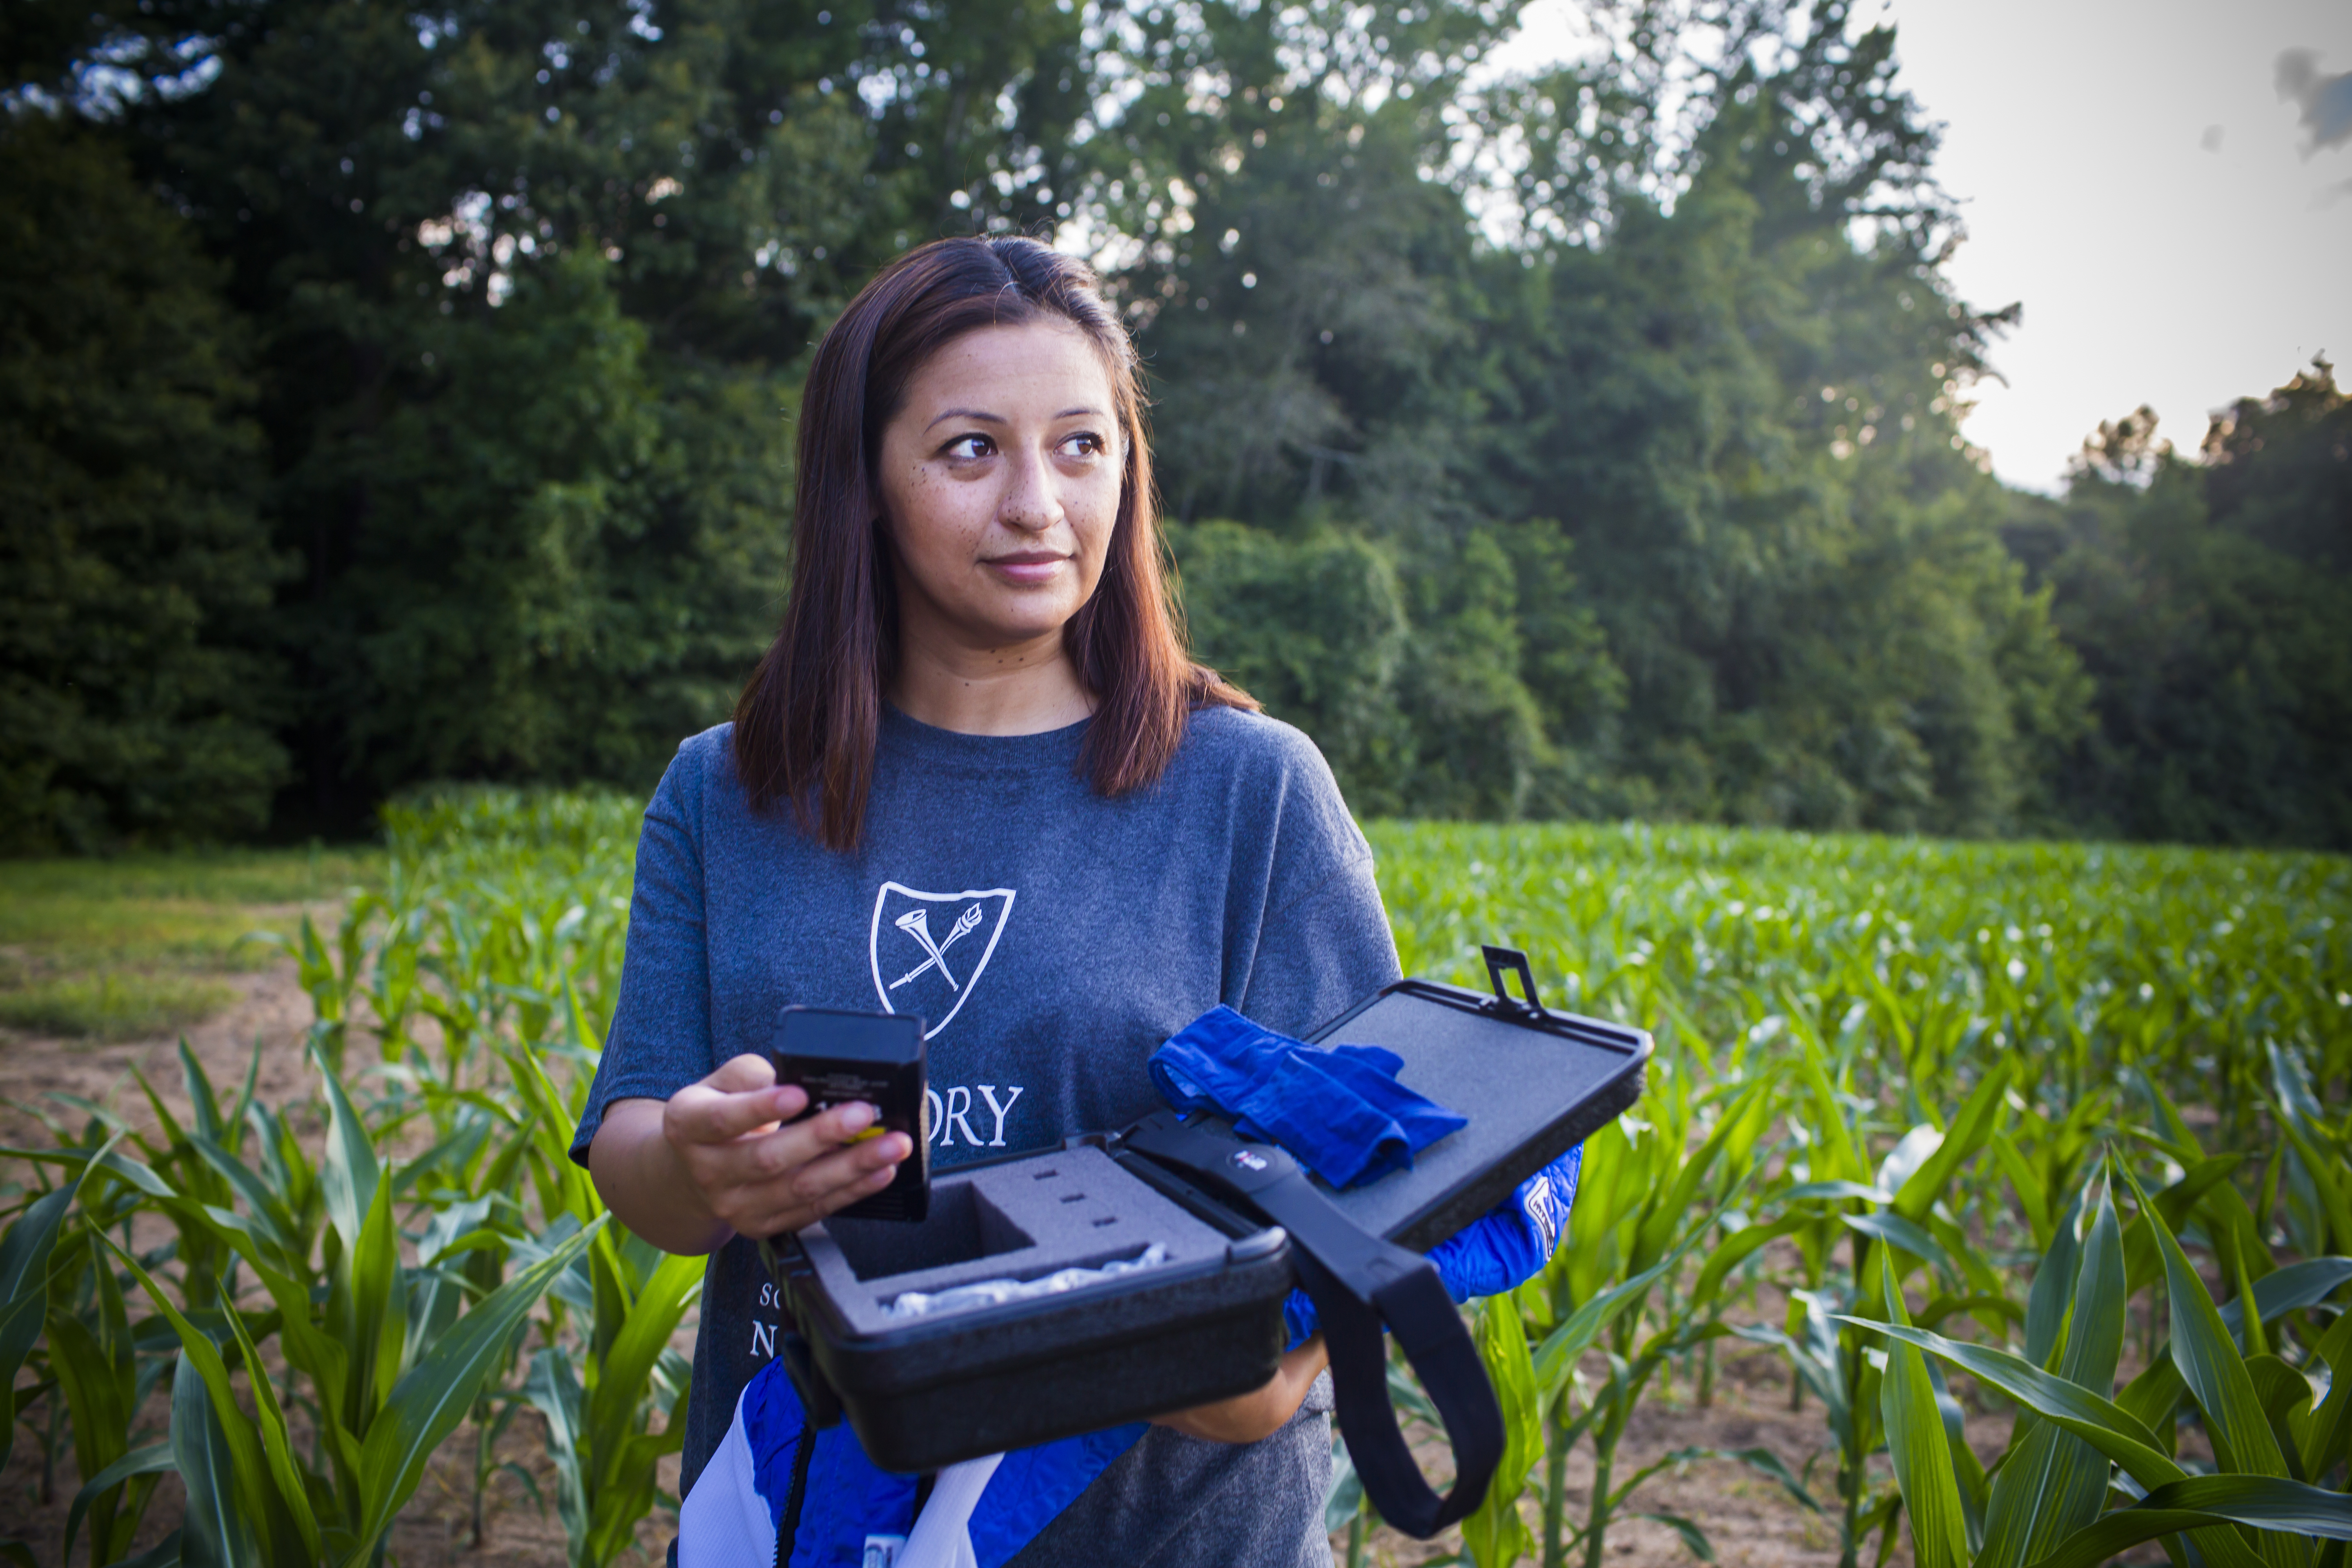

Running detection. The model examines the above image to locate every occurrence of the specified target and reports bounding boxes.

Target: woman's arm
[1150,1336,1330,1444]
[590,1053,914,1255]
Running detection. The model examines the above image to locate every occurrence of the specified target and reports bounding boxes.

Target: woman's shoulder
[1176,703,1331,783]
[646,722,742,814]
[1171,704,1360,843]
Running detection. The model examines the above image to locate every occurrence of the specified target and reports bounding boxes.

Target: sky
[1492,0,2352,492]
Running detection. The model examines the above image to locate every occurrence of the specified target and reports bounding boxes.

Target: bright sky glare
[1490,0,2352,492]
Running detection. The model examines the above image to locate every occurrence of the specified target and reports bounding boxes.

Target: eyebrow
[924,405,1107,430]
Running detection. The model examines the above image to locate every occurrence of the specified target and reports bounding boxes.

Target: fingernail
[840,1102,875,1133]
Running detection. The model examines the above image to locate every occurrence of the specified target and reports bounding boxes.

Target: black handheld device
[771,1006,930,1222]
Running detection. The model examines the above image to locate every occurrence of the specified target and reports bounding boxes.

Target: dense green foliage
[4,797,2345,1564]
[2006,371,2352,850]
[0,115,286,854]
[2,0,2344,847]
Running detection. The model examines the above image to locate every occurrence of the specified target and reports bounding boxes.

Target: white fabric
[898,1452,1006,1568]
[679,1383,777,1568]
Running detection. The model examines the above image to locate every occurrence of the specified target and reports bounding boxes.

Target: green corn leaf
[312,1047,379,1251]
[172,1348,265,1568]
[1978,1172,2125,1568]
[584,1249,703,1492]
[1893,1062,2009,1224]
[1636,1511,1717,1563]
[523,1348,590,1561]
[2024,1182,2088,1369]
[1844,1211,1956,1277]
[2300,1304,2352,1483]
[2120,1155,2246,1294]
[348,1169,403,1419]
[45,1311,135,1545]
[1993,1130,2052,1250]
[1878,1252,1969,1568]
[1713,1446,1824,1515]
[179,1039,227,1147]
[1785,1180,1895,1204]
[102,1236,310,1562]
[188,1136,305,1266]
[0,1135,107,1425]
[1833,1318,2182,1489]
[343,1214,605,1568]
[2116,1358,2187,1452]
[1790,1024,1869,1185]
[2245,1356,2316,1480]
[2269,1045,2352,1255]
[63,1441,173,1566]
[2020,1477,2352,1568]
[202,1220,361,1478]
[1632,1078,1771,1275]
[1917,1293,2024,1335]
[1534,1217,1713,1394]
[1461,1298,1540,1568]
[2219,1258,2352,1341]
[1693,1214,1808,1306]
[2122,1168,2290,1481]
[216,1266,324,1561]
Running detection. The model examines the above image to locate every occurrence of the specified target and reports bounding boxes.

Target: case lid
[1303,946,1650,1251]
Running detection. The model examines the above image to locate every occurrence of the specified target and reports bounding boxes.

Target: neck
[890,623,1095,735]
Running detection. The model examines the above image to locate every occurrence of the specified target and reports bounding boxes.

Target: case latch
[1480,945,1545,1018]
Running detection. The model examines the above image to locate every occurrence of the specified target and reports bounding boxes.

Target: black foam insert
[800,1145,1234,1336]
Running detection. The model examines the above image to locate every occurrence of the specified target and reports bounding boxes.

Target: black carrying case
[765,947,1652,1528]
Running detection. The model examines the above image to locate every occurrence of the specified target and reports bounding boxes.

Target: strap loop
[1121,1114,1503,1539]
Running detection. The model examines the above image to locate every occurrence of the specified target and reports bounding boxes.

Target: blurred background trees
[2,0,2345,849]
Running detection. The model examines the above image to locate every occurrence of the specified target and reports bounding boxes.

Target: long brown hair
[733,236,1256,851]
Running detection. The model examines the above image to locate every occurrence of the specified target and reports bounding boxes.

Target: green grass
[0,845,381,1041]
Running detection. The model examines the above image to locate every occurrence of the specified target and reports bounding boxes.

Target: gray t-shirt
[571,704,1400,1565]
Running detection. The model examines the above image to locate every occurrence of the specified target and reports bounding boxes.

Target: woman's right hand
[589,1054,914,1255]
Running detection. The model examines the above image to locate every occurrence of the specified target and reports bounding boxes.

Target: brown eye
[942,434,993,459]
[1059,431,1106,459]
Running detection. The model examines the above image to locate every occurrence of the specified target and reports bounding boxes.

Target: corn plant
[503,1041,701,1567]
[1457,1071,1804,1568]
[1851,1158,2351,1568]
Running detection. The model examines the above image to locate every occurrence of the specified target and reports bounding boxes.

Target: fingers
[706,1053,778,1092]
[729,1134,913,1237]
[710,1128,915,1238]
[659,1055,918,1238]
[667,1055,802,1145]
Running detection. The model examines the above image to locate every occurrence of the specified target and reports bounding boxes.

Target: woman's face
[875,320,1124,662]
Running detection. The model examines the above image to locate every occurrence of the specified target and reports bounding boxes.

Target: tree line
[3,0,2346,853]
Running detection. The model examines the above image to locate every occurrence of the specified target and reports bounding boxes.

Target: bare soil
[2,962,1968,1568]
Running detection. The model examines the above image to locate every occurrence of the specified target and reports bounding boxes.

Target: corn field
[4,800,2348,1568]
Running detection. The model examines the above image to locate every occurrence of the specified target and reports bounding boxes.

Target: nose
[997,442,1063,534]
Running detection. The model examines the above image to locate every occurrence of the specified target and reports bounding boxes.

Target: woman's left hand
[1149,1336,1330,1444]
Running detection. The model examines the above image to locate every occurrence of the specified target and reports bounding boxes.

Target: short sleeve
[1218,715,1402,1036]
[1236,851,1401,1038]
[570,747,717,1167]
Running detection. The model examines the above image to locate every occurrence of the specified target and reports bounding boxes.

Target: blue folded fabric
[1149,1005,1468,1189]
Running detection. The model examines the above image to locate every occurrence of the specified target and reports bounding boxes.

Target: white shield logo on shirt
[867,882,1017,1039]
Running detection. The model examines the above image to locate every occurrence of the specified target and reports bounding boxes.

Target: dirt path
[3,966,1887,1568]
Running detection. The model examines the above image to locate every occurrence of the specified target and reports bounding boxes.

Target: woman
[575,236,1401,1565]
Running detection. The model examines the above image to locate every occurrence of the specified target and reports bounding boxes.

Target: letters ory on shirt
[867,881,1016,1039]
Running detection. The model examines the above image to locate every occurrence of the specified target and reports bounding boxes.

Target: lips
[982,552,1070,585]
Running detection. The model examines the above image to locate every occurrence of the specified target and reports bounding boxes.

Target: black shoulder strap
[1120,1114,1503,1539]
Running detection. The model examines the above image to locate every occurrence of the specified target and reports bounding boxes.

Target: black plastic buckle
[1480,945,1545,1018]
